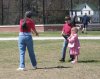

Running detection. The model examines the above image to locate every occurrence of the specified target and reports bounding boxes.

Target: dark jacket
[82,15,90,25]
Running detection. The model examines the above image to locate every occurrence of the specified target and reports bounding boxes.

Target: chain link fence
[0,0,100,25]
[0,0,69,25]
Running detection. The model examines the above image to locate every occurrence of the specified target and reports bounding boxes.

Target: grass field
[0,31,100,37]
[0,39,100,79]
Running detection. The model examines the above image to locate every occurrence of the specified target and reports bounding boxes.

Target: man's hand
[35,32,39,36]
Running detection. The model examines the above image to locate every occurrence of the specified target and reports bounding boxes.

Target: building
[70,3,99,23]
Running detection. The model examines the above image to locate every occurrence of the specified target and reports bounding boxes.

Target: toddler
[68,27,80,64]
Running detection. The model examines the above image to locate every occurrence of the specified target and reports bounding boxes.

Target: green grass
[78,31,100,36]
[0,40,100,79]
[0,31,100,37]
[0,32,19,37]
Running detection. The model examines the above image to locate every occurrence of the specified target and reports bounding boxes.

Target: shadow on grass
[37,66,72,70]
[78,60,100,63]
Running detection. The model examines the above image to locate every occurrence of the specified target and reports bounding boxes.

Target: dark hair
[22,11,33,30]
[25,11,33,18]
[22,21,27,30]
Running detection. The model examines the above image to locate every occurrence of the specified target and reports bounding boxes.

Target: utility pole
[70,0,73,17]
[43,0,46,24]
[22,0,24,18]
[36,0,38,12]
[99,0,100,23]
[1,0,3,25]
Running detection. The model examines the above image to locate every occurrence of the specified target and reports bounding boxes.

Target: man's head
[25,11,33,18]
[65,16,71,24]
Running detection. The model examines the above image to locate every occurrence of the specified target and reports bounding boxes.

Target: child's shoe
[71,61,77,64]
[17,67,26,71]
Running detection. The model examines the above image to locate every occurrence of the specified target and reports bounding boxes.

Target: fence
[0,0,100,25]
[0,0,70,25]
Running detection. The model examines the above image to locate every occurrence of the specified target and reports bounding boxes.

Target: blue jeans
[61,39,68,60]
[18,35,37,68]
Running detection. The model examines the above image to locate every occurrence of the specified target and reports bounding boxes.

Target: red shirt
[19,18,35,32]
[62,23,72,35]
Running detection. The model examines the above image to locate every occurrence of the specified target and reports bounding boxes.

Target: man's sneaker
[17,67,26,71]
[33,66,37,70]
[59,59,65,62]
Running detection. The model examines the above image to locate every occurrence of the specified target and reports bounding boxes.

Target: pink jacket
[68,34,80,55]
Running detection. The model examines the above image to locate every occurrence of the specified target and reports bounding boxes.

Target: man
[17,11,39,71]
[71,15,78,26]
[59,16,73,62]
[82,13,90,33]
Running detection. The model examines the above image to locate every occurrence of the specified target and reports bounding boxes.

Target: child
[68,27,80,64]
[59,16,72,62]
